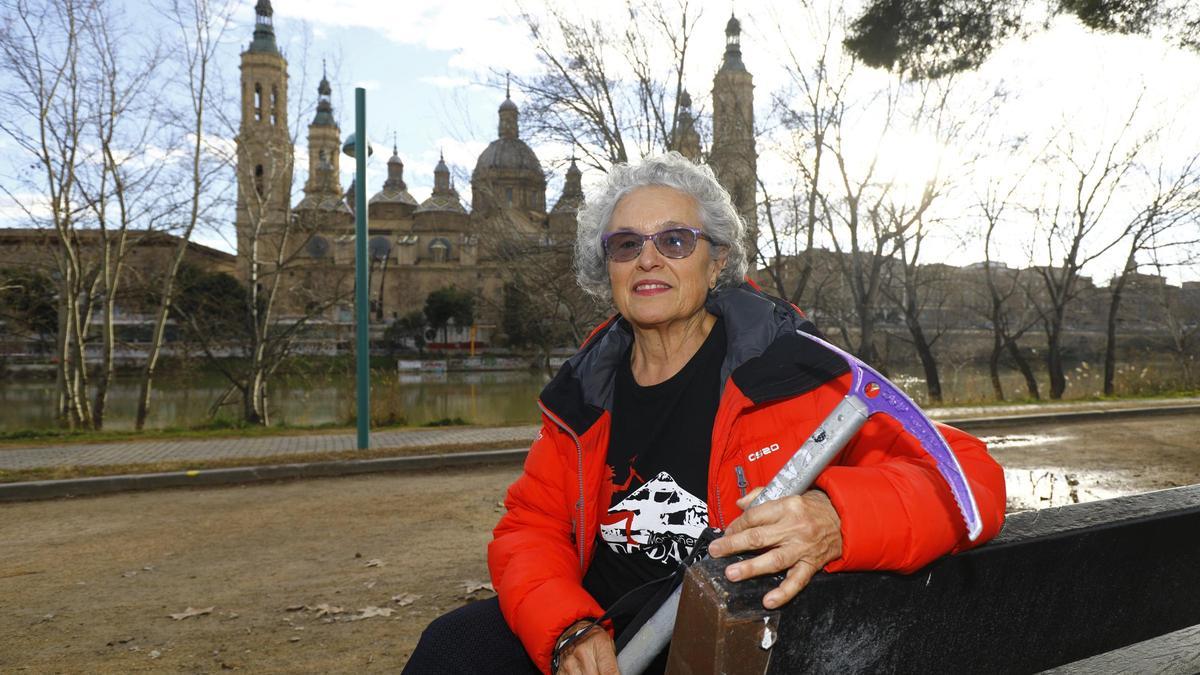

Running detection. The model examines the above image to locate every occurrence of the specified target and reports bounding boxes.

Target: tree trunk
[988,330,1004,401]
[1005,338,1040,400]
[1103,260,1133,397]
[905,312,942,404]
[92,290,116,430]
[1046,325,1066,400]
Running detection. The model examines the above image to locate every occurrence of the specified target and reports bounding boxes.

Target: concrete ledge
[0,447,529,502]
[945,402,1200,431]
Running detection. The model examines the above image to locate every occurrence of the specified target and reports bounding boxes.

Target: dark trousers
[403,597,669,674]
[403,597,540,674]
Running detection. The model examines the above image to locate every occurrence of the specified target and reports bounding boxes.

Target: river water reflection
[0,369,552,431]
[0,359,1176,432]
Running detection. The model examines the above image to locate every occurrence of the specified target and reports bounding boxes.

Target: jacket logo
[747,442,780,463]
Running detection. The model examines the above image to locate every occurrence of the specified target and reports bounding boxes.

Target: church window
[270,86,279,125]
[429,238,450,263]
[254,164,264,196]
[254,84,263,122]
[506,187,513,207]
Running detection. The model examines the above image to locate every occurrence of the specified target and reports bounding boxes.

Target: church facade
[233,1,758,344]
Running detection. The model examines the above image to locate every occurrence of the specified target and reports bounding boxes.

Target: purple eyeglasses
[601,226,716,262]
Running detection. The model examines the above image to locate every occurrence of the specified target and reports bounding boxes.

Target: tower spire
[250,0,278,54]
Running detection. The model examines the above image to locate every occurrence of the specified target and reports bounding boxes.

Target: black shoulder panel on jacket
[731,328,850,405]
[539,360,605,437]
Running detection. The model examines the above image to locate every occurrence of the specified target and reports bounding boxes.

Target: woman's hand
[707,488,843,609]
[555,620,619,675]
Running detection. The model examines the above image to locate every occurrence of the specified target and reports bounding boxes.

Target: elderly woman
[404,153,1005,674]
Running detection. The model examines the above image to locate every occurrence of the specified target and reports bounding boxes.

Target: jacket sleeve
[812,378,1007,574]
[488,417,606,673]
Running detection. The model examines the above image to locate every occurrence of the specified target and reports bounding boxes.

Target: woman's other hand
[556,621,620,675]
[708,488,843,609]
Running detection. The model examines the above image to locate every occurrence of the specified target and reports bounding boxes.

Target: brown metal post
[666,556,779,675]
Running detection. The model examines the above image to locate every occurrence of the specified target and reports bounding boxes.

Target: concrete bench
[667,484,1200,674]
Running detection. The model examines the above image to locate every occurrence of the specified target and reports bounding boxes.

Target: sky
[3,0,1199,283]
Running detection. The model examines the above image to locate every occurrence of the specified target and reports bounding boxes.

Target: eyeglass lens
[606,228,698,262]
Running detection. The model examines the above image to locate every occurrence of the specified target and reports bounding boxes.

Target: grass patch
[0,438,526,484]
[0,417,467,450]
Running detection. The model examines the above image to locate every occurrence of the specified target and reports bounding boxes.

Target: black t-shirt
[582,318,726,634]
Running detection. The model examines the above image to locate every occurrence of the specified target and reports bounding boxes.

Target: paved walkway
[0,397,1195,471]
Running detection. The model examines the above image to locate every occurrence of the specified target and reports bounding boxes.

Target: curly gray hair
[574,151,749,302]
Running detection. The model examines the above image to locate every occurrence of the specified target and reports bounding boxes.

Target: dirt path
[2,413,1197,672]
[0,464,522,673]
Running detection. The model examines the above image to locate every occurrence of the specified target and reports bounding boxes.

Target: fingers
[559,627,618,675]
[763,557,820,609]
[704,490,844,609]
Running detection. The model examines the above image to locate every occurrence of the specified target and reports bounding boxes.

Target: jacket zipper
[734,465,748,498]
[537,400,587,572]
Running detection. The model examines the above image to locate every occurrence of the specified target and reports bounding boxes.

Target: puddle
[1003,468,1139,512]
[980,434,1069,450]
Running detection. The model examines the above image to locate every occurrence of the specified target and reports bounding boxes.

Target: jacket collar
[538,283,848,437]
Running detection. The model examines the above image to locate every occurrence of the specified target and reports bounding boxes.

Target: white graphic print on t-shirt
[599,471,709,566]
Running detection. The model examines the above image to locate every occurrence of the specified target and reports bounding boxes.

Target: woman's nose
[636,238,664,270]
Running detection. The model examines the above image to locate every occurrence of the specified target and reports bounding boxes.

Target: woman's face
[606,185,726,330]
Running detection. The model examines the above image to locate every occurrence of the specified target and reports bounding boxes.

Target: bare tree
[1101,151,1200,395]
[1025,100,1150,399]
[75,2,168,429]
[512,0,700,170]
[0,0,166,429]
[134,0,237,430]
[0,0,91,426]
[758,3,853,305]
[974,176,1044,400]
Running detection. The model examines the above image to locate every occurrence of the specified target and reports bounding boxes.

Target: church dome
[472,138,542,178]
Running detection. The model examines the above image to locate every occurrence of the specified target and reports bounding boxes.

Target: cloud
[419,75,474,89]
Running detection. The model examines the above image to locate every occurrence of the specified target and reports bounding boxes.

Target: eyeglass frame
[600,225,720,262]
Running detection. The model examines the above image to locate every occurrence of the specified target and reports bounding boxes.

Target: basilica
[233,0,757,344]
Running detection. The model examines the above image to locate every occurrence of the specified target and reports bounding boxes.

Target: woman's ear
[710,250,728,288]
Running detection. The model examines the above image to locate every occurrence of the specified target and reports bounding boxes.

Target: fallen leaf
[149,650,161,659]
[363,580,376,590]
[284,605,305,612]
[307,603,345,618]
[462,581,495,596]
[142,565,155,572]
[169,606,214,620]
[392,593,421,607]
[289,636,301,643]
[348,606,393,621]
[364,559,385,568]
[121,571,138,578]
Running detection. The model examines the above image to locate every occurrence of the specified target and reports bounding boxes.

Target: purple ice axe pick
[616,329,984,674]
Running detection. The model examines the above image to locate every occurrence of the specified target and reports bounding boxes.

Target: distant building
[232,1,760,342]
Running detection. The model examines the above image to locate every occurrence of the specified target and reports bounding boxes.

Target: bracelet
[551,617,600,673]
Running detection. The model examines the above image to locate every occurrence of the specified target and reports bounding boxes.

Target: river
[0,358,1173,432]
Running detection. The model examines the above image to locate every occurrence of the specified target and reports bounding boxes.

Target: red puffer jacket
[488,285,1006,673]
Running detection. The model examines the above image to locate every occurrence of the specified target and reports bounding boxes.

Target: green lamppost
[342,88,372,450]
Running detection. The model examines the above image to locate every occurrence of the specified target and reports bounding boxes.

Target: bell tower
[710,13,758,267]
[235,0,293,277]
[302,67,342,200]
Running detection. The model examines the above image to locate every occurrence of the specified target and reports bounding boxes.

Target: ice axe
[616,329,984,674]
